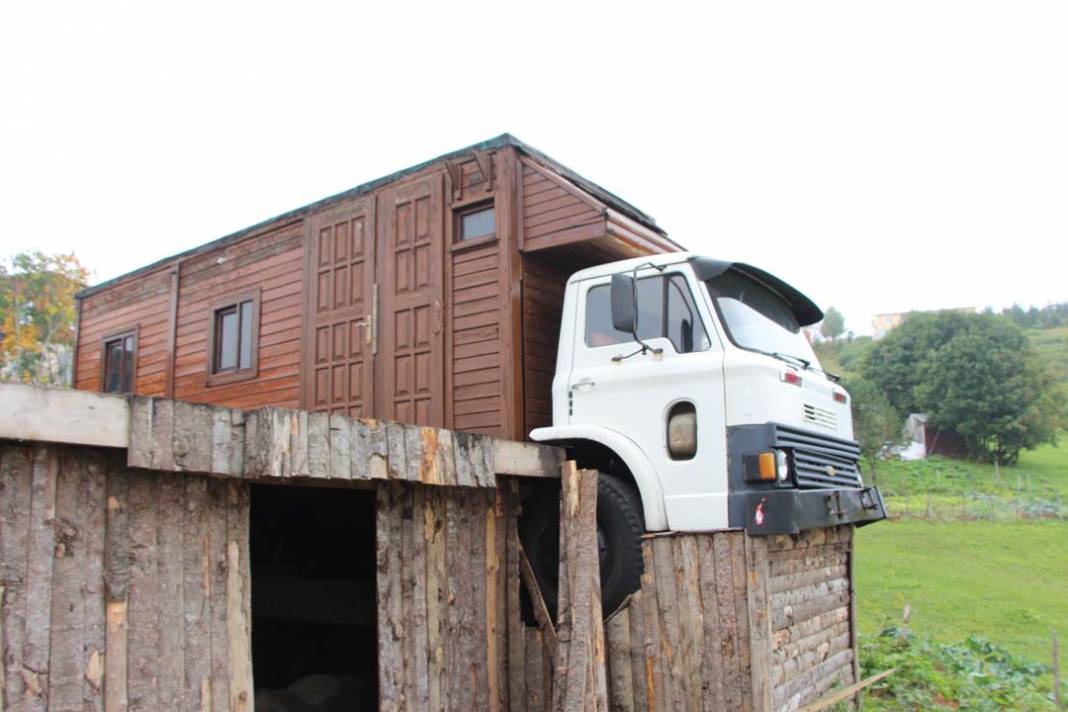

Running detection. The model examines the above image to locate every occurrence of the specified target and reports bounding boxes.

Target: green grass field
[855,441,1068,684]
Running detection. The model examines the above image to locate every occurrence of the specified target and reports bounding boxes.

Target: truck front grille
[772,424,863,489]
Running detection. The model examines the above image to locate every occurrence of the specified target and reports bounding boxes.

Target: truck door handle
[570,378,596,391]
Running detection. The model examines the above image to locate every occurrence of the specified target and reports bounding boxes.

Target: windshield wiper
[770,351,810,369]
[756,349,841,382]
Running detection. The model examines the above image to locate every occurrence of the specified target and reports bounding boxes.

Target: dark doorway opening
[250,484,377,710]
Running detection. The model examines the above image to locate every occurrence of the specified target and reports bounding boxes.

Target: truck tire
[519,473,644,619]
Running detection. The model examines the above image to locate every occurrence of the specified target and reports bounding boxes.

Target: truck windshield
[705,270,818,366]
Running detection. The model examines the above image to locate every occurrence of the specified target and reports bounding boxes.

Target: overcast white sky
[2,1,1066,334]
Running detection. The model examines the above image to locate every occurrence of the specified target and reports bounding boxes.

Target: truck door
[568,269,731,530]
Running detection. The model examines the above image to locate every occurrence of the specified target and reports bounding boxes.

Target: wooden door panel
[378,175,444,427]
[307,198,376,418]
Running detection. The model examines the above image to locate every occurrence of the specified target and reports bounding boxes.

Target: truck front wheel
[519,473,644,619]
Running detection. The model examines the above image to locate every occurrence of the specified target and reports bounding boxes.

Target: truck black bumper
[735,486,887,535]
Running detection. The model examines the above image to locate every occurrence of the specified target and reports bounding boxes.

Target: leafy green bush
[860,628,1058,710]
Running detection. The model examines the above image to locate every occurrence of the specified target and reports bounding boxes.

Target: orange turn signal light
[757,451,777,481]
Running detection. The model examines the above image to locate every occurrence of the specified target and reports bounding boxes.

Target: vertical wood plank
[486,490,502,712]
[150,399,176,472]
[525,629,545,712]
[651,537,684,712]
[126,471,160,712]
[552,464,607,712]
[367,420,389,481]
[104,466,131,712]
[410,485,430,711]
[746,535,774,712]
[48,450,89,711]
[625,593,648,711]
[385,422,408,480]
[676,536,705,712]
[82,452,108,712]
[398,483,415,705]
[470,489,490,710]
[305,412,330,480]
[156,476,185,711]
[714,533,744,710]
[697,537,726,712]
[0,446,33,708]
[639,541,665,712]
[207,481,230,712]
[226,483,253,712]
[376,483,400,712]
[444,486,474,711]
[505,481,527,712]
[424,486,446,712]
[127,397,153,470]
[182,477,211,712]
[20,445,57,712]
[494,487,509,712]
[605,608,634,712]
[328,413,351,480]
[174,401,214,474]
[729,533,753,712]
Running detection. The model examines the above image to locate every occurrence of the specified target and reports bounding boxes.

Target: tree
[844,375,903,483]
[819,306,846,341]
[862,311,1063,464]
[0,251,90,386]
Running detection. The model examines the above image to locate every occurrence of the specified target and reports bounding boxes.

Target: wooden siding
[0,443,252,712]
[174,220,304,410]
[450,240,505,437]
[520,159,605,251]
[75,267,172,395]
[521,254,569,434]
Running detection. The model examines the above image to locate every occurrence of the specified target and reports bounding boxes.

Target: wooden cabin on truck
[73,134,681,441]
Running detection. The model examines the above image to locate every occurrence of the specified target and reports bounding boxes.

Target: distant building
[871,307,976,339]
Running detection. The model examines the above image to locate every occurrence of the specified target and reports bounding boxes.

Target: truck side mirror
[610,274,636,334]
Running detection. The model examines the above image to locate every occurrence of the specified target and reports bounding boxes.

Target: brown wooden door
[307,198,377,417]
[376,176,445,426]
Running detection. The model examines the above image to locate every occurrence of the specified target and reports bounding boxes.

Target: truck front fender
[529,425,668,531]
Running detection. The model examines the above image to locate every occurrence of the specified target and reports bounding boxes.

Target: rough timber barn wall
[0,443,252,712]
[74,267,172,395]
[601,528,860,712]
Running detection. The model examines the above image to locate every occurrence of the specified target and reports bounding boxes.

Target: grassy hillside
[854,442,1067,707]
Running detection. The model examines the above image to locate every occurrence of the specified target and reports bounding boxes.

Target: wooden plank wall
[375,479,515,712]
[450,239,505,437]
[174,220,305,410]
[0,442,252,712]
[767,526,856,711]
[75,267,173,394]
[520,160,605,250]
[520,254,569,434]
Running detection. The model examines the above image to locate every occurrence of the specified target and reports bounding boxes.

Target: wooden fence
[0,384,860,711]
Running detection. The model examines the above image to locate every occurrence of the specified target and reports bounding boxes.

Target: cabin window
[457,203,495,242]
[100,328,137,393]
[584,274,710,354]
[208,290,260,385]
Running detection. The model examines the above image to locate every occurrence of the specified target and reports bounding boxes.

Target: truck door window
[584,274,709,353]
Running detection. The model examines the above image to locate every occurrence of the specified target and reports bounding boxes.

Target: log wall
[602,527,858,712]
[0,443,252,712]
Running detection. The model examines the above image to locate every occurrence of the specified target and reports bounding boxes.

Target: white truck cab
[521,253,885,615]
